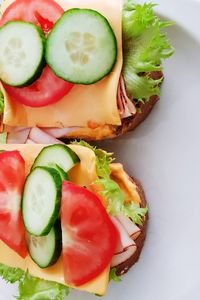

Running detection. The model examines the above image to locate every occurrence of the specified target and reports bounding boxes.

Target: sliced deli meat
[111,216,139,268]
[111,244,137,268]
[29,127,64,145]
[42,127,80,138]
[117,76,137,118]
[111,216,135,254]
[7,127,31,144]
[117,214,141,239]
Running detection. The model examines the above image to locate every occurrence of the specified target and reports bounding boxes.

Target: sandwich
[0,0,174,142]
[0,141,148,299]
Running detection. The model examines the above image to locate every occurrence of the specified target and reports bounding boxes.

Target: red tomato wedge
[0,0,73,107]
[0,151,27,258]
[61,182,119,286]
[3,66,73,108]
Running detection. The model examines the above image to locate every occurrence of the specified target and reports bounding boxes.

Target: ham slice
[29,128,64,145]
[111,217,136,254]
[42,127,80,138]
[7,127,31,144]
[117,76,137,119]
[117,214,141,240]
[111,216,139,267]
[111,245,137,267]
[26,139,36,144]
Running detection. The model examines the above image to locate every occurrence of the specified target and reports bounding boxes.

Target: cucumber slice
[46,9,117,84]
[32,144,80,173]
[22,167,62,236]
[54,165,70,181]
[27,221,62,268]
[0,21,45,87]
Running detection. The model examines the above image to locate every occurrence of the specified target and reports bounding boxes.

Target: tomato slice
[61,182,119,286]
[0,0,63,33]
[0,0,73,107]
[0,151,27,258]
[3,66,73,107]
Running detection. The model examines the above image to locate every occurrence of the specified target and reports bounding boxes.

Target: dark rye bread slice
[115,176,148,277]
[114,71,163,138]
[114,94,159,138]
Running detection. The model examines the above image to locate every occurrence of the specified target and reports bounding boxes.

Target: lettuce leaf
[0,264,24,283]
[72,141,148,225]
[96,178,124,215]
[125,202,148,225]
[0,90,4,113]
[95,178,147,225]
[109,268,121,283]
[0,264,70,300]
[18,273,70,300]
[123,1,174,102]
[71,140,113,179]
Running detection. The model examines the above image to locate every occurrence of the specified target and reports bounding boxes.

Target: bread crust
[115,176,148,276]
[114,71,163,138]
[114,94,159,138]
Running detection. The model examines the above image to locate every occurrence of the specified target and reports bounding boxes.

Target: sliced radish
[117,214,141,240]
[29,127,64,144]
[7,127,31,144]
[111,245,137,267]
[42,127,80,138]
[111,217,135,254]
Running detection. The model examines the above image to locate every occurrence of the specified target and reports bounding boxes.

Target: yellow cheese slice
[0,144,109,295]
[110,163,141,205]
[0,0,122,128]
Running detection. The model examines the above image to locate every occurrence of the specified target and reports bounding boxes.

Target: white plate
[1,0,200,299]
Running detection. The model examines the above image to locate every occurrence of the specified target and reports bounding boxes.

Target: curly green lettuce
[122,1,174,102]
[96,178,147,225]
[72,141,147,225]
[0,264,24,284]
[0,264,70,300]
[109,268,121,283]
[72,140,113,178]
[0,90,4,113]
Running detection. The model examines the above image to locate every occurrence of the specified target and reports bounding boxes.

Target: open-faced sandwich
[0,141,148,299]
[0,0,174,142]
